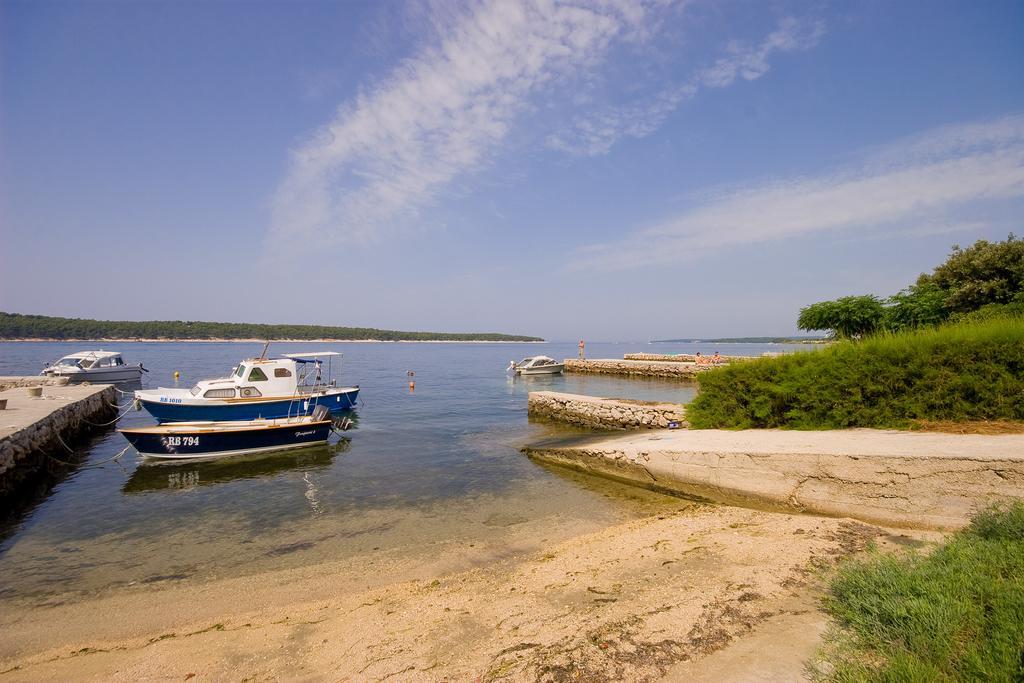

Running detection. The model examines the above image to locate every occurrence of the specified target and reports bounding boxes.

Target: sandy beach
[0,503,934,682]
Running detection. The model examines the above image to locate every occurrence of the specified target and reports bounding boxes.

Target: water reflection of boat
[122,440,350,494]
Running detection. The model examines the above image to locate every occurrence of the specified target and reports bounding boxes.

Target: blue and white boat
[119,407,339,460]
[134,351,358,423]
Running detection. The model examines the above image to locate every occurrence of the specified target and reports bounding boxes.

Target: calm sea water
[0,340,810,604]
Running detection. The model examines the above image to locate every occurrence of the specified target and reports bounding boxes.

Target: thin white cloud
[545,85,695,156]
[546,17,825,156]
[697,17,824,88]
[570,114,1024,271]
[271,0,672,246]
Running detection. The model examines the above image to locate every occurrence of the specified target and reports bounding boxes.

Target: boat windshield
[56,358,82,367]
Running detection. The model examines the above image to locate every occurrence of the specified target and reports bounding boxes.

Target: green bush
[922,234,1024,315]
[816,501,1024,682]
[798,295,887,339]
[798,235,1023,337]
[953,297,1024,325]
[686,317,1024,429]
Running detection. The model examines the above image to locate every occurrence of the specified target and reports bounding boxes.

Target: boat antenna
[259,340,271,360]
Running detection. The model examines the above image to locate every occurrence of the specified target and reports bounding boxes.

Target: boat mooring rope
[49,435,131,469]
[80,400,140,427]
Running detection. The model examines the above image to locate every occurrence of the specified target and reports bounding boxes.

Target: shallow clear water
[0,340,810,603]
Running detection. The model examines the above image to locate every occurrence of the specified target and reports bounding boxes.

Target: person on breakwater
[578,339,585,360]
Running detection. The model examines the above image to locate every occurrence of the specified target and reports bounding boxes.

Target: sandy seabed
[0,504,932,682]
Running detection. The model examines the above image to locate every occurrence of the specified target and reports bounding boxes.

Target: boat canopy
[54,351,125,368]
[58,350,122,360]
[281,352,343,358]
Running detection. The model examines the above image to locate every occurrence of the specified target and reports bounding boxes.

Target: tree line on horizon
[797,235,1024,339]
[0,312,544,343]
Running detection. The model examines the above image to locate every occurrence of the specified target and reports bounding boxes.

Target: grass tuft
[814,501,1024,682]
[687,317,1024,429]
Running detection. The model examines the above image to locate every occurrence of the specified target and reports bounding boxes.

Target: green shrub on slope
[686,317,1024,429]
[815,501,1024,682]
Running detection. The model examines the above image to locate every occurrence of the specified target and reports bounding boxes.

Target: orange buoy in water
[409,381,415,391]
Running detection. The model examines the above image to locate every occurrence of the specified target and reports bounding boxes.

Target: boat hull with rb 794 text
[119,412,336,460]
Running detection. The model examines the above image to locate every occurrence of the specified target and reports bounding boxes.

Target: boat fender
[134,398,142,411]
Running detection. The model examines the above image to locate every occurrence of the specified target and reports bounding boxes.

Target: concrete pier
[0,376,78,391]
[0,381,118,502]
[523,428,1024,529]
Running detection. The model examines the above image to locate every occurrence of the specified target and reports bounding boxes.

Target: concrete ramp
[523,428,1024,529]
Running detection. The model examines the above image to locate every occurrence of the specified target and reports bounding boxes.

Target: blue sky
[2,0,1022,341]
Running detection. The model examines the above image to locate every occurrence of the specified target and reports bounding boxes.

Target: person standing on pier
[578,339,585,360]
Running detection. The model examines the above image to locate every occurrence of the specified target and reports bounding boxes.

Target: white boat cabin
[516,356,560,370]
[188,355,336,400]
[52,350,128,370]
[508,355,564,375]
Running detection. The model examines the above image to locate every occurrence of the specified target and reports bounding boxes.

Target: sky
[1,0,1022,341]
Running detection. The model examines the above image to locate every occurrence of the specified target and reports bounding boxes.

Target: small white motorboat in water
[42,350,147,383]
[507,355,564,375]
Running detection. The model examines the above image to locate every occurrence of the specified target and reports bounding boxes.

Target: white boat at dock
[508,355,564,375]
[134,350,358,423]
[42,350,147,383]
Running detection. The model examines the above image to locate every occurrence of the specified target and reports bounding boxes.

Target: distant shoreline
[0,338,546,344]
[0,312,545,344]
[652,338,830,345]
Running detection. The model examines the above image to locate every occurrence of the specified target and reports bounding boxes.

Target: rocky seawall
[564,358,704,379]
[0,382,118,502]
[622,353,751,363]
[528,391,688,430]
[623,353,698,362]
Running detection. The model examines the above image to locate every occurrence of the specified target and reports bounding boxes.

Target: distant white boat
[42,350,146,383]
[507,355,564,375]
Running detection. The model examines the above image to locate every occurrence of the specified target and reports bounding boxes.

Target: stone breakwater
[564,358,704,379]
[623,353,698,362]
[528,391,688,430]
[523,429,1024,529]
[0,382,117,501]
